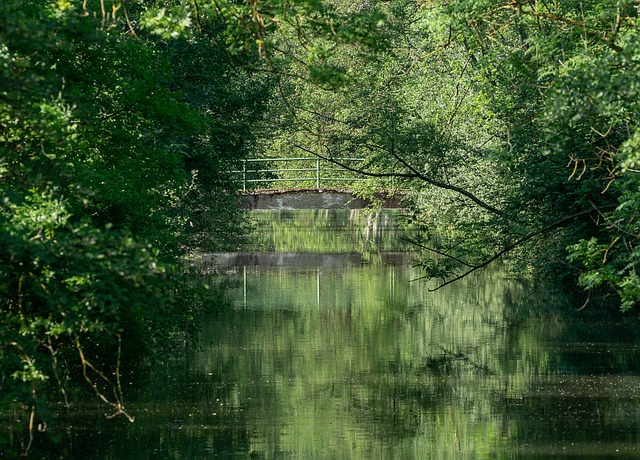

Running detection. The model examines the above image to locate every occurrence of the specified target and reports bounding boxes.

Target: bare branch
[121,0,139,39]
[403,237,476,268]
[292,143,505,216]
[420,204,618,291]
[76,337,135,422]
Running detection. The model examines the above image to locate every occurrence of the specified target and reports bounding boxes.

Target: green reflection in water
[196,265,555,459]
[35,210,640,459]
[244,209,417,253]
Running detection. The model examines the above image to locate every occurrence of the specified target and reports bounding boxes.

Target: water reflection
[39,210,640,459]
[244,208,418,253]
[185,256,640,459]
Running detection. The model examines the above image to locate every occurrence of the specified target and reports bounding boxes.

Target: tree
[237,0,640,310]
[417,0,640,308]
[0,1,267,453]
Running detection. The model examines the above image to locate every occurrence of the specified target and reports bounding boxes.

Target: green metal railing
[235,157,365,191]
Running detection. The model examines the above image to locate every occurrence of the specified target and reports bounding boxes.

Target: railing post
[242,160,247,192]
[316,158,320,189]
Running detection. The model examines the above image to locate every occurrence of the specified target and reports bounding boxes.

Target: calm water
[33,210,640,459]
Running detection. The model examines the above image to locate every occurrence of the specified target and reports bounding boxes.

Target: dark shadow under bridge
[239,188,405,210]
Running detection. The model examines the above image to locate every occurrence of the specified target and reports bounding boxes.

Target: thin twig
[422,204,617,291]
[76,338,134,422]
[293,143,505,216]
[404,237,476,268]
[121,0,138,39]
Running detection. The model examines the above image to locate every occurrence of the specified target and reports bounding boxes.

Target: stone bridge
[239,188,405,210]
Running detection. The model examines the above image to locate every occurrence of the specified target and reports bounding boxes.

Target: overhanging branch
[292,143,505,216]
[418,204,618,291]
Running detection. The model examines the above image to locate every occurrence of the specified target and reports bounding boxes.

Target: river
[33,210,640,459]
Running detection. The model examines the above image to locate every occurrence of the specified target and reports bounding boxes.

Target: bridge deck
[239,188,405,210]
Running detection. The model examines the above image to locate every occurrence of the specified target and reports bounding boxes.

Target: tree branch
[403,237,476,268]
[510,1,624,53]
[420,204,618,291]
[292,143,505,216]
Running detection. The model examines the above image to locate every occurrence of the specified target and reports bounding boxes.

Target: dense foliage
[423,0,640,310]
[221,0,640,311]
[0,1,267,454]
[2,0,639,455]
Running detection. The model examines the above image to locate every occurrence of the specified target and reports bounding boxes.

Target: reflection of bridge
[197,251,413,309]
[235,158,405,210]
[205,252,414,267]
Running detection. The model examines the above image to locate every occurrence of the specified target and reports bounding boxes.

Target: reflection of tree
[50,243,638,458]
[422,345,493,375]
[193,256,573,457]
[30,353,256,458]
[497,375,640,454]
[492,320,640,455]
[57,206,640,458]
